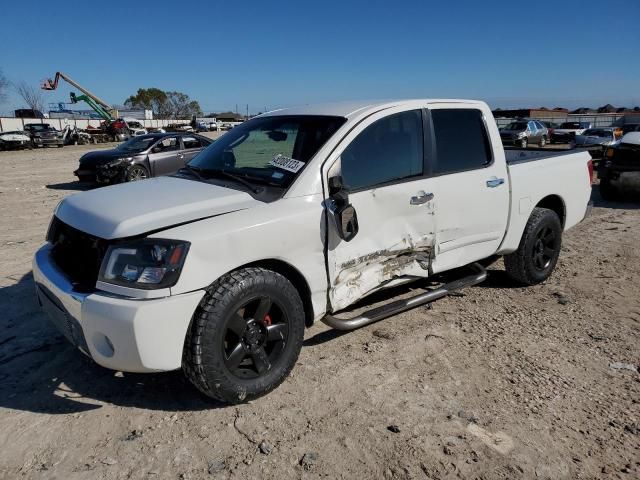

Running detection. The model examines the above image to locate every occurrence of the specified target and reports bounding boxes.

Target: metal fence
[495,113,640,129]
[0,117,190,133]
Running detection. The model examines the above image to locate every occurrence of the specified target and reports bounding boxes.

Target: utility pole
[235,104,238,114]
[246,104,249,120]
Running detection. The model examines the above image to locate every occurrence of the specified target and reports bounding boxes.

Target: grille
[48,216,109,292]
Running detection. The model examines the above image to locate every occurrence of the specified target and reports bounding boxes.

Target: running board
[321,263,487,331]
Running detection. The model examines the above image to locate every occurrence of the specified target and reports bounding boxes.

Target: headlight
[105,157,132,168]
[517,132,526,138]
[98,239,189,290]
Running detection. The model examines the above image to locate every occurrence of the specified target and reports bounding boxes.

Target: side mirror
[327,174,358,242]
[151,146,162,153]
[336,204,359,242]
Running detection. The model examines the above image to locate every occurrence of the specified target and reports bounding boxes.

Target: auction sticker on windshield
[269,154,305,173]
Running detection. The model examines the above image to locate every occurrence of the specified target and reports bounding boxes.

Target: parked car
[34,99,592,403]
[208,122,219,131]
[574,128,618,158]
[0,130,32,150]
[123,118,148,136]
[598,132,640,200]
[73,133,212,184]
[195,121,209,132]
[553,121,592,144]
[23,123,64,148]
[620,123,640,135]
[537,121,559,143]
[499,119,549,147]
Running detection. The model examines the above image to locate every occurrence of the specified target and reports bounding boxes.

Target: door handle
[486,177,505,188]
[410,191,434,205]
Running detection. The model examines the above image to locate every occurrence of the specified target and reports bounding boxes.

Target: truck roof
[261,99,485,119]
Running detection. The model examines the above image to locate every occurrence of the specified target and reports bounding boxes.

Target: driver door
[323,105,437,312]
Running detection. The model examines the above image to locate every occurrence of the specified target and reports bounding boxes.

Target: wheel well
[241,259,315,327]
[536,195,565,227]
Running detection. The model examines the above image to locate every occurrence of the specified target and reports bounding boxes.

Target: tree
[0,69,8,104]
[124,88,202,119]
[124,88,171,117]
[166,91,202,119]
[14,80,44,112]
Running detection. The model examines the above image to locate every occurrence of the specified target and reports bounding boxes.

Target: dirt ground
[0,142,638,480]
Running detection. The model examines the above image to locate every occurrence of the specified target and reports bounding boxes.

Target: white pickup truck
[33,100,593,403]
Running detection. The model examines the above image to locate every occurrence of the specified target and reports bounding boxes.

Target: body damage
[329,233,435,312]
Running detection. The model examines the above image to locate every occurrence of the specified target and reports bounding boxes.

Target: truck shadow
[591,184,640,209]
[0,273,222,415]
[46,181,95,191]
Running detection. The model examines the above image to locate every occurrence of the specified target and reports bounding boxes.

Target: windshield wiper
[200,168,261,194]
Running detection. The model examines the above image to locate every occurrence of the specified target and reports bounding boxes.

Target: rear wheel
[505,208,562,285]
[182,268,305,403]
[125,164,149,182]
[539,136,547,147]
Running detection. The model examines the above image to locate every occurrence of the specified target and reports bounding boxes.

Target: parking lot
[0,143,638,479]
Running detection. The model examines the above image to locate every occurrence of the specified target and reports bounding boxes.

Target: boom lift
[41,72,118,121]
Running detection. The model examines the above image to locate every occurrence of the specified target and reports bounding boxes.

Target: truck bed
[505,148,577,165]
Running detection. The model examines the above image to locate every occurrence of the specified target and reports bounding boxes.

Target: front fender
[152,194,329,320]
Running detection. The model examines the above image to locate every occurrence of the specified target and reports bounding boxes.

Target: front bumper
[33,243,205,372]
[33,136,63,146]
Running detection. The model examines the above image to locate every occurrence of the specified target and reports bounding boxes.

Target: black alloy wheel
[531,226,557,271]
[222,295,289,379]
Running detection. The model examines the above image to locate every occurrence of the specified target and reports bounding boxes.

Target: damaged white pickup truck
[34,100,593,403]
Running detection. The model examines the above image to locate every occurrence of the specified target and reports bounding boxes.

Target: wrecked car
[23,123,64,148]
[74,133,212,184]
[598,132,640,200]
[34,100,593,404]
[0,130,32,150]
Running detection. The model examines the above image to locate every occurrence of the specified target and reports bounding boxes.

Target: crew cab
[33,100,592,403]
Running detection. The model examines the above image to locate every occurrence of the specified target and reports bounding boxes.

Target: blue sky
[1,0,638,115]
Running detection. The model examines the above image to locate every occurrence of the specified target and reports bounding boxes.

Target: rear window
[432,109,492,175]
[560,122,581,129]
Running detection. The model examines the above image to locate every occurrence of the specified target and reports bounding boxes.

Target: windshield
[504,122,528,130]
[582,129,611,138]
[622,124,640,133]
[188,115,346,188]
[116,135,157,152]
[128,121,144,128]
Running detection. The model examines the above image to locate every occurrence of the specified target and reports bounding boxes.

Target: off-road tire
[599,178,619,201]
[182,268,305,403]
[505,207,562,285]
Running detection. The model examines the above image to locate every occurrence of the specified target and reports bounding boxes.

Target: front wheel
[519,137,528,148]
[504,207,562,285]
[182,268,305,403]
[539,136,547,147]
[125,164,149,182]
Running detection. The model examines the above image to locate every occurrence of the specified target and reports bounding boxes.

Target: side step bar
[321,263,487,331]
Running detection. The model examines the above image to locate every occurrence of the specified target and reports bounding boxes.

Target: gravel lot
[0,142,638,479]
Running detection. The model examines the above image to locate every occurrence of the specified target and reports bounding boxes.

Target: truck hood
[55,176,261,239]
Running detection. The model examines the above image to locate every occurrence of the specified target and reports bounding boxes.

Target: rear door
[427,106,510,273]
[180,135,206,165]
[148,136,180,176]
